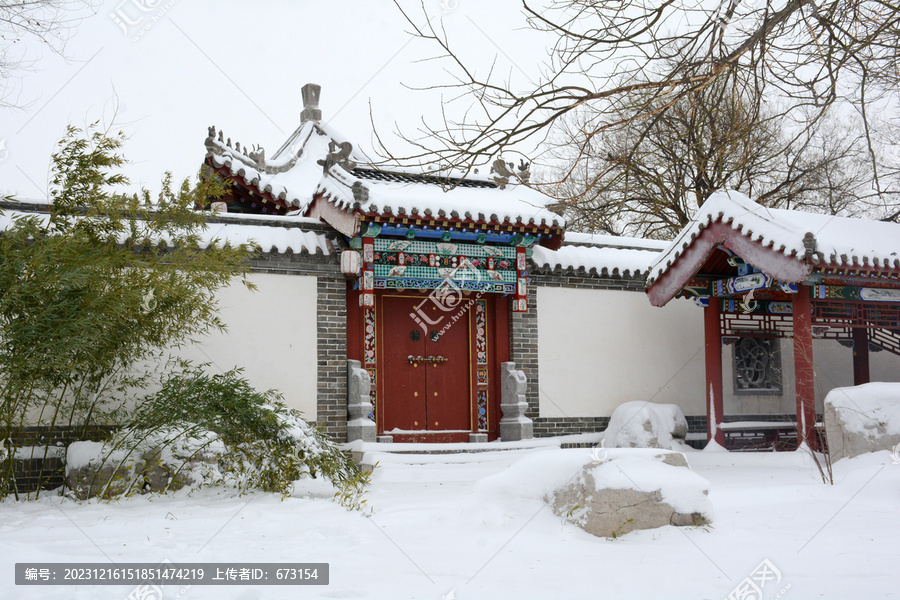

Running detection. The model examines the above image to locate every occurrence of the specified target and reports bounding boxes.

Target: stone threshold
[345,432,603,468]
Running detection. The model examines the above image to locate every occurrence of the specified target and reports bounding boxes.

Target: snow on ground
[2,445,899,599]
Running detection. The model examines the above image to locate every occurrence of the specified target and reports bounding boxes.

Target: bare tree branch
[377,0,900,224]
[0,0,97,108]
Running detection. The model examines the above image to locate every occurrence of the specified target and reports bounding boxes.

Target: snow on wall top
[0,208,334,257]
[531,231,667,279]
[205,119,564,229]
[202,219,334,256]
[563,231,670,251]
[646,190,900,287]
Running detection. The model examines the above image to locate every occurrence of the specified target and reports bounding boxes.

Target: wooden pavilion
[646,191,900,450]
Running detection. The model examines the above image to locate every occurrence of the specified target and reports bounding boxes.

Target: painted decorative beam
[814,285,900,303]
[719,300,794,315]
[374,223,520,245]
[711,272,799,297]
[361,223,382,237]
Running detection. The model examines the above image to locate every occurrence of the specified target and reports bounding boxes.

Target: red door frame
[376,292,471,440]
[346,286,509,442]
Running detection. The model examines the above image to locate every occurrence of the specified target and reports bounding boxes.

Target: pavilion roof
[646,190,900,306]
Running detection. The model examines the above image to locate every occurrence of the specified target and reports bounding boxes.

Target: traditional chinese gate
[348,278,513,442]
[199,89,566,443]
[377,293,495,442]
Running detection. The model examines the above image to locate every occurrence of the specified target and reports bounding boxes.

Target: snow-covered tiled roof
[646,190,900,287]
[202,217,335,256]
[562,232,670,251]
[205,115,564,230]
[315,164,564,228]
[205,120,358,214]
[531,231,667,279]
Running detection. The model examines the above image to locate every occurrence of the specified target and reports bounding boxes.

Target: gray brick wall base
[533,417,609,438]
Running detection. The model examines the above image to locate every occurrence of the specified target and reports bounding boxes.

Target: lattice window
[733,337,783,395]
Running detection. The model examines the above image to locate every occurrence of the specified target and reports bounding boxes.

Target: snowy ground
[2,443,899,600]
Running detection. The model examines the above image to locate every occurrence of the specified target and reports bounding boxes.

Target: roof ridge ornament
[301,83,322,123]
[802,231,816,255]
[248,145,266,170]
[802,231,823,262]
[490,158,530,189]
[352,181,369,205]
[205,125,217,152]
[317,139,356,174]
[205,125,269,170]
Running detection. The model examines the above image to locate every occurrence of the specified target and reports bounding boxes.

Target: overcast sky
[1,0,551,199]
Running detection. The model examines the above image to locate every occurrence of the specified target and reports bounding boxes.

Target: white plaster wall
[870,345,900,383]
[537,287,706,417]
[21,274,319,425]
[537,286,900,420]
[177,274,319,417]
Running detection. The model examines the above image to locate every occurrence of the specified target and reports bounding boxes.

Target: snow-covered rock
[65,441,143,500]
[549,449,712,538]
[824,382,900,462]
[139,444,221,494]
[65,429,225,499]
[603,401,689,450]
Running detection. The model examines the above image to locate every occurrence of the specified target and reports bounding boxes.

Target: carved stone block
[347,360,377,442]
[500,361,533,441]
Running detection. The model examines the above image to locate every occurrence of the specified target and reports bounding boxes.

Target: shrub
[111,367,370,507]
[0,123,253,498]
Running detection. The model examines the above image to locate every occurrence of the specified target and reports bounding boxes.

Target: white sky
[0,0,552,199]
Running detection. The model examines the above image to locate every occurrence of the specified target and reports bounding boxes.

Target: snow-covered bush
[66,426,228,500]
[73,367,369,507]
[0,123,252,498]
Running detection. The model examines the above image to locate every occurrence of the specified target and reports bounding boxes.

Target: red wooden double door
[372,291,509,443]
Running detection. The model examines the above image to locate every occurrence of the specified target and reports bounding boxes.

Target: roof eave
[306,194,361,238]
[205,159,299,214]
[646,220,809,307]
